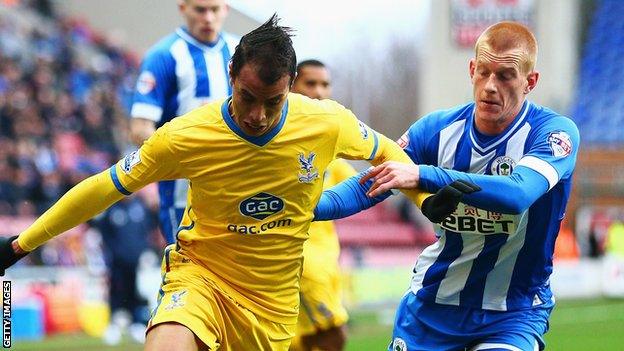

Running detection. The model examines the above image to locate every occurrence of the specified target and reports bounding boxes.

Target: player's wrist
[12,238,27,255]
[1,235,28,276]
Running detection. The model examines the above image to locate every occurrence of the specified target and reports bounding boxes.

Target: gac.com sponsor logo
[227,218,293,235]
[239,192,284,220]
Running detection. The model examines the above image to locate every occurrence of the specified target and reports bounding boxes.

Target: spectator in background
[554,217,579,261]
[289,60,355,351]
[129,0,237,245]
[605,217,624,259]
[96,195,156,345]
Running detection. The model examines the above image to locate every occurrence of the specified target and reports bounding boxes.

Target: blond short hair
[475,21,538,73]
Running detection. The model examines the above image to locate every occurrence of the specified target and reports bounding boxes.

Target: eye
[498,71,515,81]
[477,68,489,77]
[240,91,254,102]
[267,98,281,107]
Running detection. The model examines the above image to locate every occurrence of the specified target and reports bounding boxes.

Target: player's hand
[421,180,481,223]
[0,235,27,276]
[360,162,420,197]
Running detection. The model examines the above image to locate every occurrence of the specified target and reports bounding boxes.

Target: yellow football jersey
[108,93,417,324]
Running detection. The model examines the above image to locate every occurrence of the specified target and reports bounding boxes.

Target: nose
[312,86,324,99]
[204,10,215,23]
[484,74,497,93]
[248,105,266,125]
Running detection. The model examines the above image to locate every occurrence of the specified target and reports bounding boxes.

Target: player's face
[469,47,538,134]
[292,66,332,99]
[179,0,228,43]
[230,63,291,137]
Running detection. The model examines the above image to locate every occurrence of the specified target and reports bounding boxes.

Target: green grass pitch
[9,298,624,350]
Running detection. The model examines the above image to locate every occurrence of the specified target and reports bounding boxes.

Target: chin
[244,129,265,137]
[478,105,501,116]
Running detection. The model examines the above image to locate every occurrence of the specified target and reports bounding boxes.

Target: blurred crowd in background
[0,1,134,216]
[0,1,162,269]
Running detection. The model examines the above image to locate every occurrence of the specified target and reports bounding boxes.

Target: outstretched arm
[323,104,479,222]
[0,123,182,275]
[315,169,479,222]
[314,170,393,221]
[0,168,128,275]
[417,165,547,214]
[362,162,548,214]
[17,167,127,252]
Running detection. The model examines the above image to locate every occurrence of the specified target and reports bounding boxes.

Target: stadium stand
[0,2,143,266]
[572,0,624,146]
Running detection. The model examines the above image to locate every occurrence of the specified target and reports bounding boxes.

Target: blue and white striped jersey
[131,27,238,127]
[401,100,579,312]
[130,28,238,215]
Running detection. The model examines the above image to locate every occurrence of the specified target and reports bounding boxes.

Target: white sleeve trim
[130,103,163,122]
[517,155,560,190]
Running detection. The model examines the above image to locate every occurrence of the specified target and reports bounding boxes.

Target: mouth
[244,122,267,134]
[480,99,500,107]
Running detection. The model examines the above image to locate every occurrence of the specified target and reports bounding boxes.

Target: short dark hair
[230,14,297,85]
[296,59,326,74]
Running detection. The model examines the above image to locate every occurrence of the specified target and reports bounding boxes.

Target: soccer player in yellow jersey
[290,59,353,351]
[0,16,466,351]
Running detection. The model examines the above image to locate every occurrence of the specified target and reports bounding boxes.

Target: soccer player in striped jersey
[130,0,238,244]
[318,22,580,351]
[289,60,354,351]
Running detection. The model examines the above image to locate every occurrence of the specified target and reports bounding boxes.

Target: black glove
[0,235,26,276]
[421,180,481,223]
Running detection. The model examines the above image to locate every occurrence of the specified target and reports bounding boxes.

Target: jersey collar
[221,97,289,147]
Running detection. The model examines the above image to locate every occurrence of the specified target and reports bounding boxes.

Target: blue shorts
[158,207,185,245]
[389,292,552,351]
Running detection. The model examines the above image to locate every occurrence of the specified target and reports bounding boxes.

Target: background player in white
[130,0,236,244]
[317,21,579,351]
[290,59,354,351]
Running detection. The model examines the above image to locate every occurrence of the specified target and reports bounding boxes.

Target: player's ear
[525,70,539,94]
[228,61,234,86]
[290,72,297,89]
[469,59,476,80]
